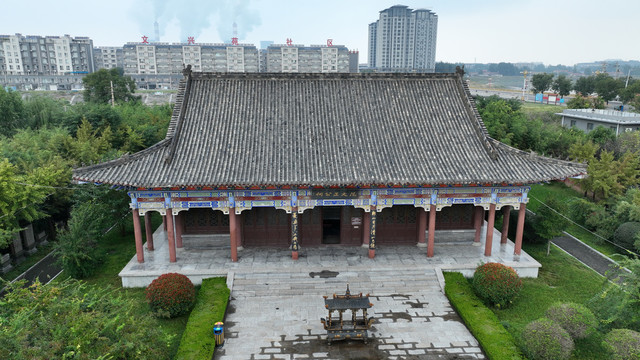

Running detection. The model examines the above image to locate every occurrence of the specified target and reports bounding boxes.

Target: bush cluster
[614,222,640,252]
[545,302,597,340]
[472,262,522,308]
[146,273,197,318]
[602,329,640,360]
[521,318,574,360]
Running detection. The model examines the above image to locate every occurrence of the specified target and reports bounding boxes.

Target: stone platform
[119,222,540,288]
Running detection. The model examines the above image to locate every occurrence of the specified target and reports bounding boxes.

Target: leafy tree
[616,152,640,189]
[552,74,573,98]
[594,73,623,103]
[619,79,640,104]
[54,184,130,278]
[62,102,122,135]
[588,126,616,148]
[534,197,570,241]
[0,159,66,247]
[569,140,597,162]
[531,73,555,95]
[22,96,67,129]
[64,118,116,166]
[588,256,640,332]
[566,95,605,109]
[0,279,174,359]
[82,68,138,105]
[574,76,596,96]
[586,150,621,199]
[0,87,25,137]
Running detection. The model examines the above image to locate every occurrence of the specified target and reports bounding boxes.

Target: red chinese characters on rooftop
[141,35,149,44]
[187,36,195,45]
[231,37,238,45]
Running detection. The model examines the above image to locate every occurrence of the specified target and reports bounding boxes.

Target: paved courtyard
[216,267,484,359]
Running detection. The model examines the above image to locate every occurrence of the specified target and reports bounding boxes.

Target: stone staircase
[231,268,441,298]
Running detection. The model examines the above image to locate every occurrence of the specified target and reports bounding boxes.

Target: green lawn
[494,243,607,359]
[528,182,619,257]
[521,102,564,113]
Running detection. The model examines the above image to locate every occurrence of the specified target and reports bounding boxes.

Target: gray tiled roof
[73,72,585,188]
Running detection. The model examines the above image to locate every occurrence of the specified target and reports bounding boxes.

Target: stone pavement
[215,267,484,360]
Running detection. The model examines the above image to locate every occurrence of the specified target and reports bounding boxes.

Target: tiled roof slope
[73,72,586,188]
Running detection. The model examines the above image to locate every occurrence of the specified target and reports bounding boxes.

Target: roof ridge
[164,78,188,139]
[190,71,460,80]
[164,72,193,164]
[489,138,587,169]
[455,74,498,160]
[73,138,171,175]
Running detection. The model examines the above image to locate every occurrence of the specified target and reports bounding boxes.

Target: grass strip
[175,277,230,360]
[443,271,523,360]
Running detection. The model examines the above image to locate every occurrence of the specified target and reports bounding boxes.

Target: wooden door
[376,205,419,244]
[242,208,290,247]
[183,208,229,234]
[435,204,474,230]
[300,207,322,246]
[340,206,364,246]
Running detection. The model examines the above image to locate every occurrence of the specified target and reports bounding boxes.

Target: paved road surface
[551,233,619,277]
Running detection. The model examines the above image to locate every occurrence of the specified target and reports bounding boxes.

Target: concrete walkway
[551,232,621,277]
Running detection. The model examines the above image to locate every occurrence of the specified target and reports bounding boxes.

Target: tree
[82,68,138,105]
[531,73,555,95]
[552,74,573,98]
[0,279,173,359]
[588,126,616,148]
[0,159,66,247]
[566,95,605,109]
[619,79,640,104]
[594,73,623,103]
[574,75,596,96]
[0,87,25,137]
[587,150,621,199]
[534,197,570,242]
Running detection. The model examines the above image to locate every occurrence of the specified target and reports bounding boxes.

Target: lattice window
[407,207,417,224]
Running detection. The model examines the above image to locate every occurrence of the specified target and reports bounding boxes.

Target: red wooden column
[362,211,371,247]
[501,206,511,244]
[369,206,377,259]
[484,204,496,256]
[144,212,154,251]
[229,209,239,262]
[132,209,144,263]
[473,206,484,243]
[166,210,177,262]
[427,205,436,257]
[175,212,183,248]
[417,207,427,247]
[514,203,526,255]
[291,208,299,260]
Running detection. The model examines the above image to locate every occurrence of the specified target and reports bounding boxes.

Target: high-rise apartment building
[368,5,437,72]
[0,33,94,75]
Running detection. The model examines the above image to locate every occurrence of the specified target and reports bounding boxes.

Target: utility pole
[520,70,528,101]
[110,80,115,107]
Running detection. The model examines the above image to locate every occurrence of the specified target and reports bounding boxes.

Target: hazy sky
[1,0,638,65]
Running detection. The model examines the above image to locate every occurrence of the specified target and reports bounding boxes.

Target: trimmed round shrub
[521,318,574,360]
[545,302,597,339]
[472,262,523,308]
[614,222,640,252]
[602,329,640,360]
[146,273,196,318]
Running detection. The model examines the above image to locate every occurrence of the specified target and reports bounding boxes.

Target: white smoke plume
[133,0,261,43]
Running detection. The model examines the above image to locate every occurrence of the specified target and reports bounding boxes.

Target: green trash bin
[213,322,224,346]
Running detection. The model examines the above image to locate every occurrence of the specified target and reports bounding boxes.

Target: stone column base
[416,242,427,248]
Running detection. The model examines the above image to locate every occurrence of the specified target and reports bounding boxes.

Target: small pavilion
[73,69,585,267]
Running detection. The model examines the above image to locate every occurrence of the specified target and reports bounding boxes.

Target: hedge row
[443,271,523,360]
[174,277,230,360]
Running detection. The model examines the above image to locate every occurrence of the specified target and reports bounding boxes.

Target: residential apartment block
[94,46,124,70]
[368,5,438,72]
[265,44,355,73]
[122,42,259,75]
[0,33,94,76]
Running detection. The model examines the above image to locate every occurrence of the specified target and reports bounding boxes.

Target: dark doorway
[322,207,341,244]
